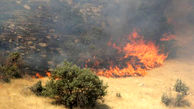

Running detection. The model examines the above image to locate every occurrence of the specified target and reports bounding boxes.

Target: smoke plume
[0,0,193,75]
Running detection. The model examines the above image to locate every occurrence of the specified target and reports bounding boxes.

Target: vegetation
[31,61,108,109]
[116,93,122,98]
[161,93,172,106]
[0,0,174,72]
[0,52,24,82]
[30,80,44,96]
[174,79,189,96]
[174,94,190,107]
[161,79,190,107]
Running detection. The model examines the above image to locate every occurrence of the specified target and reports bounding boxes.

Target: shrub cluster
[0,52,24,82]
[161,79,190,107]
[31,61,107,109]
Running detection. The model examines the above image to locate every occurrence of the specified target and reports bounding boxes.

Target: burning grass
[86,30,170,77]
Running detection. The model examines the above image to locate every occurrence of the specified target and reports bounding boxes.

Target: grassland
[0,59,193,109]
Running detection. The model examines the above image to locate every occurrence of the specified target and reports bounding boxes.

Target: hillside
[0,0,194,109]
[0,59,193,109]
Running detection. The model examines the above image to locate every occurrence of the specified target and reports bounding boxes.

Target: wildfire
[35,73,43,79]
[32,72,51,79]
[160,33,176,41]
[96,30,168,77]
[46,72,51,77]
[32,30,171,78]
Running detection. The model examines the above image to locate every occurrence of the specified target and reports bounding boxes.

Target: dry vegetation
[0,0,193,109]
[0,59,193,109]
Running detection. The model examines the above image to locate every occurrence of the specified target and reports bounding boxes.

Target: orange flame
[97,30,168,77]
[46,72,51,77]
[35,73,43,79]
[85,59,91,68]
[160,33,176,41]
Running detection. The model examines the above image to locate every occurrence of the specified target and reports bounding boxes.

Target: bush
[161,93,172,106]
[174,79,189,95]
[161,79,190,107]
[174,94,190,107]
[0,52,24,82]
[7,52,22,65]
[116,93,122,98]
[32,61,108,109]
[0,65,20,82]
[30,80,44,96]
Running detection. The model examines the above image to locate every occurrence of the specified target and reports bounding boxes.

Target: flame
[35,73,43,79]
[160,33,176,41]
[31,71,52,79]
[96,30,168,77]
[46,72,51,77]
[85,59,91,68]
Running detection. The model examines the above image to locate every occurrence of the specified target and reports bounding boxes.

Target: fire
[46,72,51,77]
[160,33,176,41]
[96,30,168,77]
[32,72,51,79]
[35,73,43,79]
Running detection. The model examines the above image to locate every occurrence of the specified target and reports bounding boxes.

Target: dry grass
[0,59,193,109]
[0,78,65,109]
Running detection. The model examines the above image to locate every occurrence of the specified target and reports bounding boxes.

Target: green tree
[0,52,24,82]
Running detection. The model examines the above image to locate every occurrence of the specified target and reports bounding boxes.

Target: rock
[46,35,51,39]
[48,61,54,65]
[38,43,47,47]
[49,29,55,33]
[41,54,47,58]
[24,5,31,10]
[17,36,23,39]
[138,83,144,87]
[31,37,37,41]
[29,46,36,49]
[27,41,33,45]
[9,39,12,43]
[16,1,21,4]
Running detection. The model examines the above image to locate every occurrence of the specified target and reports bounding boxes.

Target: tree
[35,61,107,109]
[0,52,24,82]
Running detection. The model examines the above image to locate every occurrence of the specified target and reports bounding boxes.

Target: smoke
[101,0,194,61]
[165,0,194,61]
[0,0,193,73]
[102,0,172,40]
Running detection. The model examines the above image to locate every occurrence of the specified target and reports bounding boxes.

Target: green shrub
[7,52,21,65]
[161,79,190,107]
[174,79,189,95]
[30,80,44,96]
[174,94,190,107]
[161,93,172,106]
[32,61,108,109]
[0,52,24,82]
